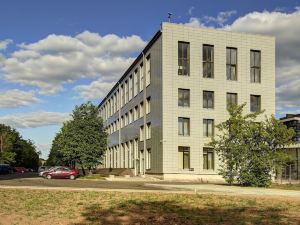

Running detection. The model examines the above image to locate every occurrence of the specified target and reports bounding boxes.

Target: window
[178,117,190,136]
[121,84,125,107]
[203,45,214,78]
[140,101,144,118]
[139,63,144,91]
[178,146,190,169]
[203,91,214,109]
[203,148,214,170]
[129,109,133,124]
[146,148,151,170]
[125,113,128,126]
[178,89,190,107]
[129,75,133,100]
[146,123,151,139]
[134,105,139,120]
[250,95,261,112]
[226,93,238,109]
[140,125,144,141]
[250,50,261,83]
[134,69,139,96]
[146,55,151,86]
[203,119,214,137]
[146,97,151,114]
[121,116,124,128]
[226,47,237,80]
[178,42,190,76]
[125,80,129,104]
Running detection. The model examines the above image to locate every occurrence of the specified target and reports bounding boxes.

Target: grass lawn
[271,183,300,191]
[0,189,299,225]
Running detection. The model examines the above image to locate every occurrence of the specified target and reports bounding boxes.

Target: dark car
[42,167,79,180]
[0,164,13,174]
[14,167,27,173]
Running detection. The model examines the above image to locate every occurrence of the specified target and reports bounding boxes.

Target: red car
[42,167,79,180]
[14,167,27,173]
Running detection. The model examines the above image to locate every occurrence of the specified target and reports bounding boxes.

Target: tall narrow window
[146,148,151,170]
[178,117,190,136]
[139,63,144,91]
[122,84,125,107]
[226,47,237,80]
[134,105,139,120]
[178,146,190,169]
[129,75,133,100]
[203,45,214,78]
[146,97,151,114]
[134,69,139,96]
[178,42,190,76]
[125,113,128,126]
[146,55,151,86]
[226,93,238,109]
[250,50,261,83]
[203,119,214,137]
[140,101,144,118]
[129,109,133,124]
[140,125,144,141]
[203,91,214,109]
[178,89,190,107]
[203,148,214,170]
[250,95,261,112]
[125,80,129,104]
[146,123,151,139]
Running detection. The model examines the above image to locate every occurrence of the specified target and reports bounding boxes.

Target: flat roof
[98,30,162,108]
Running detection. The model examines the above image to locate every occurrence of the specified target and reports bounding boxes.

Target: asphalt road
[0,173,166,191]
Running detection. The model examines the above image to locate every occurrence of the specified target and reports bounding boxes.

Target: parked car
[0,164,13,174]
[42,167,79,180]
[38,166,52,176]
[14,167,27,173]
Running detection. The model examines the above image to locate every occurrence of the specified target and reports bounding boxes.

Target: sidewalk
[145,183,300,198]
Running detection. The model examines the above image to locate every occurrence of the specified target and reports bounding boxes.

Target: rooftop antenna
[167,12,173,22]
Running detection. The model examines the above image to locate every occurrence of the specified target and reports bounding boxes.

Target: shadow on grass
[74,199,294,225]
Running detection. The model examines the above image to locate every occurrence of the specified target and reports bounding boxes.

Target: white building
[98,23,275,181]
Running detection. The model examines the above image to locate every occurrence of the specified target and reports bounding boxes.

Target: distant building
[280,114,300,180]
[98,23,275,181]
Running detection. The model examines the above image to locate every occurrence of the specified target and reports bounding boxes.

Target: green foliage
[47,102,107,173]
[0,124,40,169]
[210,104,294,187]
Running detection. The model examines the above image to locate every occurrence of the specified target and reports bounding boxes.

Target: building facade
[98,23,275,181]
[280,114,300,180]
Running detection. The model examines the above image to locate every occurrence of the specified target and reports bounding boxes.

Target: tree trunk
[81,165,86,176]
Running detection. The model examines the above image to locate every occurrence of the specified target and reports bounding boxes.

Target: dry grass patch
[0,189,299,225]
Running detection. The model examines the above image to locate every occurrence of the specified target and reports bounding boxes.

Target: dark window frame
[250,95,261,112]
[203,91,214,109]
[178,88,190,107]
[203,44,214,78]
[226,92,238,109]
[178,146,190,169]
[250,50,261,83]
[178,41,190,76]
[203,119,214,137]
[226,47,237,81]
[178,117,190,136]
[203,148,214,170]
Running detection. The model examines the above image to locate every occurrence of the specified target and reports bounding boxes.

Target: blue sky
[0,0,300,158]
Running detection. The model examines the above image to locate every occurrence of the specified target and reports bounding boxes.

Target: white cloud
[36,143,51,159]
[0,89,40,108]
[225,8,300,113]
[0,39,13,50]
[188,6,195,16]
[204,10,237,26]
[0,111,70,128]
[74,80,115,100]
[0,31,146,95]
[184,17,205,28]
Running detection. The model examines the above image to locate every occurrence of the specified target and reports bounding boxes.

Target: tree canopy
[209,104,294,187]
[0,124,40,169]
[46,102,107,174]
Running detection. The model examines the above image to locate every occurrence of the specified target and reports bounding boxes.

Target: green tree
[0,124,40,168]
[48,102,107,175]
[210,104,294,187]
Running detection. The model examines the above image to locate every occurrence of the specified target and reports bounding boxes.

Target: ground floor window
[203,148,214,170]
[146,148,151,170]
[178,146,190,169]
